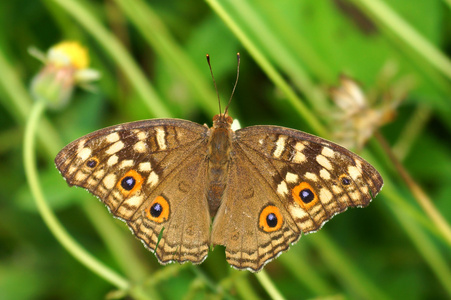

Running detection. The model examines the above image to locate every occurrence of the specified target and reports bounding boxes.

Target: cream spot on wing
[319,188,333,204]
[309,205,322,216]
[134,141,147,153]
[349,191,360,201]
[139,162,152,172]
[103,174,117,189]
[147,171,159,187]
[295,142,305,152]
[316,155,333,170]
[106,132,120,143]
[291,142,306,163]
[348,166,361,180]
[117,206,134,219]
[355,159,363,170]
[107,155,119,166]
[277,181,288,196]
[68,165,77,175]
[77,147,92,161]
[93,169,105,179]
[123,194,143,208]
[332,185,343,194]
[286,172,299,183]
[289,205,309,219]
[87,177,99,186]
[136,131,147,141]
[106,141,124,155]
[75,170,88,181]
[155,128,167,150]
[320,169,331,180]
[259,138,264,145]
[274,136,287,158]
[111,190,122,202]
[292,152,306,164]
[77,140,86,152]
[305,172,318,181]
[361,185,369,194]
[321,147,335,158]
[119,159,134,169]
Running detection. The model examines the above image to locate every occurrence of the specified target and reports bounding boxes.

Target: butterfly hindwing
[211,125,383,271]
[211,147,301,271]
[55,119,212,264]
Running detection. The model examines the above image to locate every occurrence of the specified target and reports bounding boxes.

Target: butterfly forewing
[55,119,212,264]
[235,125,383,234]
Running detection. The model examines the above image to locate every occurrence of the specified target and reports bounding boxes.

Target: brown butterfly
[55,54,383,272]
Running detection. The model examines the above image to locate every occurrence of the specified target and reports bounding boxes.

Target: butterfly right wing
[55,119,212,264]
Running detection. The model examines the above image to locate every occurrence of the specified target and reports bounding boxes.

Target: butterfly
[55,55,383,272]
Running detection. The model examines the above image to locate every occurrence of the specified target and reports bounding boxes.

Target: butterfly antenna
[224,53,240,116]
[206,54,222,115]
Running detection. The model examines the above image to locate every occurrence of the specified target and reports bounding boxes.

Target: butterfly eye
[85,158,98,168]
[292,182,318,209]
[146,196,170,223]
[117,170,143,195]
[259,205,283,232]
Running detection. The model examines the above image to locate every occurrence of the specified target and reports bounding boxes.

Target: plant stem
[375,131,451,247]
[23,99,129,290]
[352,0,451,81]
[255,270,286,300]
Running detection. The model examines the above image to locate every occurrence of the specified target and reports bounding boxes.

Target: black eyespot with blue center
[341,176,351,185]
[151,203,163,217]
[86,159,97,168]
[121,176,136,190]
[300,188,315,203]
[266,213,278,228]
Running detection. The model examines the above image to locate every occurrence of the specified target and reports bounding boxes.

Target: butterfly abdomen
[206,116,234,217]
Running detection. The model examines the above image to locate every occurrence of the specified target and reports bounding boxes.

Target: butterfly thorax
[206,114,234,216]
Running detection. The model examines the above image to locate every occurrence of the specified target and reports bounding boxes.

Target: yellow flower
[48,41,90,69]
[29,41,100,109]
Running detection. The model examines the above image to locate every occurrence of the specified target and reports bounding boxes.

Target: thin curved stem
[352,0,451,80]
[255,270,286,300]
[375,131,451,247]
[23,99,129,290]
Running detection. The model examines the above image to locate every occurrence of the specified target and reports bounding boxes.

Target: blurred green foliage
[1,0,450,299]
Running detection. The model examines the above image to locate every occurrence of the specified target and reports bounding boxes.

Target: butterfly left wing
[55,119,212,264]
[212,125,383,271]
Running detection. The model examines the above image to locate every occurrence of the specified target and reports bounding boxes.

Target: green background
[1,0,450,299]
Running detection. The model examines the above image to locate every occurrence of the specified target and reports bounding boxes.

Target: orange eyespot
[259,205,283,232]
[145,196,170,223]
[292,182,318,210]
[117,169,143,195]
[85,157,99,168]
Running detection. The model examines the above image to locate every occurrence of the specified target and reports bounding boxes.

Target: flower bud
[30,41,100,109]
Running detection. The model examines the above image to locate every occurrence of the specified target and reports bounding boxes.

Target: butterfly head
[212,113,233,129]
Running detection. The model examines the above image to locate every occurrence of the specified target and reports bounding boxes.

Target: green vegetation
[1,0,450,299]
